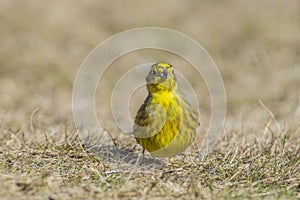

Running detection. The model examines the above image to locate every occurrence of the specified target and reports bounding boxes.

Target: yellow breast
[134,90,197,158]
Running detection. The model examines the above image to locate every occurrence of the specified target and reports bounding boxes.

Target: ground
[0,0,299,199]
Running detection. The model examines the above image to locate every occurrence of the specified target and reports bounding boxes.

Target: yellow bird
[133,62,199,158]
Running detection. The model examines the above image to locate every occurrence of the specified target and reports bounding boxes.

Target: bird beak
[160,69,169,79]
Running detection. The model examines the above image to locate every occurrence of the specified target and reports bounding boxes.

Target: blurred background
[1,0,299,133]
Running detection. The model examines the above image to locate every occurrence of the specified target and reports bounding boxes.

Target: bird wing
[133,95,167,138]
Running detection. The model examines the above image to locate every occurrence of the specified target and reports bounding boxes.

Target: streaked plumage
[133,62,199,158]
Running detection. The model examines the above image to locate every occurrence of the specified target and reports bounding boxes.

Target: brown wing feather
[134,101,151,126]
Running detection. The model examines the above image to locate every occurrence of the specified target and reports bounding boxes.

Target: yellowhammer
[133,62,200,158]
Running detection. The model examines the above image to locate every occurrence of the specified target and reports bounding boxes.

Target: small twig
[77,136,92,160]
[259,100,280,132]
[223,125,227,141]
[0,111,7,132]
[104,128,118,146]
[5,130,22,148]
[43,130,50,145]
[227,169,242,182]
[229,147,239,164]
[29,108,39,133]
[64,127,70,150]
[262,118,273,136]
[295,88,300,117]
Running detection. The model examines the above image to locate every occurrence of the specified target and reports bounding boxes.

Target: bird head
[146,62,177,92]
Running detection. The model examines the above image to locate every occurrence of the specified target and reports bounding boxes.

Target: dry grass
[0,112,299,199]
[1,0,300,199]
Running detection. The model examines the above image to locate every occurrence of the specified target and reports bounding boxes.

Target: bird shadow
[86,145,166,170]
